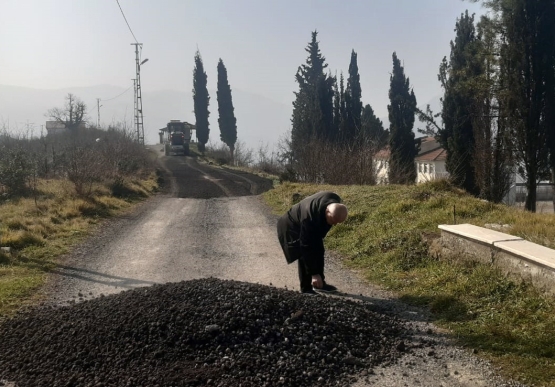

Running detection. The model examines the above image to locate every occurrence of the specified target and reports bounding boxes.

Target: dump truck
[159,120,195,156]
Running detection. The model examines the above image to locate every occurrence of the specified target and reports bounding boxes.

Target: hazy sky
[0,0,485,131]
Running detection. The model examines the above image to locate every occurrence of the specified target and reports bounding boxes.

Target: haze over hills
[0,84,291,152]
[0,83,442,152]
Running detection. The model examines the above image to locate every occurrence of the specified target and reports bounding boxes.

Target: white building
[45,121,68,135]
[374,138,553,204]
[374,148,390,185]
[45,121,87,135]
[415,137,448,183]
[373,136,448,184]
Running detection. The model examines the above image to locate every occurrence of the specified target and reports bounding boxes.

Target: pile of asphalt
[0,278,411,387]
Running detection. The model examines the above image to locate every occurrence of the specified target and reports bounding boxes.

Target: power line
[116,0,138,43]
[102,85,133,102]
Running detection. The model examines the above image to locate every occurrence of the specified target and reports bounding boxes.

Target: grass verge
[263,181,555,387]
[0,174,158,317]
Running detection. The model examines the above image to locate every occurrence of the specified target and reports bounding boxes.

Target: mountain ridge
[0,83,440,149]
[0,84,291,150]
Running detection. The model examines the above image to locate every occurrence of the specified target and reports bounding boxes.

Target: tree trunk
[525,169,537,212]
[551,168,555,212]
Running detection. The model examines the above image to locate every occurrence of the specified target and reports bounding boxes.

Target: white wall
[416,161,448,184]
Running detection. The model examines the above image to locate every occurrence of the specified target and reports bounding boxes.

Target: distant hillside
[0,84,291,151]
[0,83,442,150]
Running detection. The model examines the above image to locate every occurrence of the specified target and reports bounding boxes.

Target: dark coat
[277,191,341,275]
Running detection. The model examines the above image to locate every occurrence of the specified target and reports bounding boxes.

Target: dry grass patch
[0,173,158,318]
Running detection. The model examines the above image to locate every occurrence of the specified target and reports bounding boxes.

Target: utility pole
[132,78,137,135]
[131,42,145,145]
[96,98,102,128]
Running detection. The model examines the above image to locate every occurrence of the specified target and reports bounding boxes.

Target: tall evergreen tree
[217,59,237,162]
[473,15,514,203]
[438,11,481,196]
[388,52,418,184]
[546,8,555,209]
[332,74,341,139]
[318,72,336,141]
[291,31,335,156]
[343,50,362,143]
[483,0,555,212]
[338,73,348,137]
[332,73,346,142]
[418,10,514,202]
[193,50,210,153]
[361,104,388,150]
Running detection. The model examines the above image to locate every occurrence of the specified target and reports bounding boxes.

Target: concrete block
[438,223,522,245]
[495,240,555,271]
[438,224,555,295]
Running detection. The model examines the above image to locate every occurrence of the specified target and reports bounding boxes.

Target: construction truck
[159,120,195,156]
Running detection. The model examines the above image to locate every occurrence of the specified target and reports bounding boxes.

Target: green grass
[0,174,158,318]
[264,181,555,387]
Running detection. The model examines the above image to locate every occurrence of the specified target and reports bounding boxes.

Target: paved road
[41,151,524,387]
[45,152,297,302]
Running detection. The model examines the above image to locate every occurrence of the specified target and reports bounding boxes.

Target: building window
[430,164,435,174]
[424,164,428,173]
[419,163,422,173]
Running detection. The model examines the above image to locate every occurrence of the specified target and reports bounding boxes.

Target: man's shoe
[301,289,319,296]
[313,283,339,293]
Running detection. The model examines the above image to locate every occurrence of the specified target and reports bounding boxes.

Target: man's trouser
[298,256,325,292]
[277,216,325,292]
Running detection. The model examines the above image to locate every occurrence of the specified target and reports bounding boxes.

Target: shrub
[0,144,34,195]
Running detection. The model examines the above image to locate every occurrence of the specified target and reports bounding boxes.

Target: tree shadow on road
[17,255,157,290]
[49,264,158,289]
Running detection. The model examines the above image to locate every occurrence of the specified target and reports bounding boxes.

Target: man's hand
[311,274,323,289]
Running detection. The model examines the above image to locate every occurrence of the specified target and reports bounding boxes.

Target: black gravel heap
[0,278,410,387]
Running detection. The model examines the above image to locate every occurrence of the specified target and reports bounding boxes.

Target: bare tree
[292,136,376,185]
[205,140,254,167]
[46,93,87,130]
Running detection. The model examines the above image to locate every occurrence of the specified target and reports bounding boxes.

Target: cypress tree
[217,59,237,162]
[318,72,336,141]
[291,31,335,156]
[507,0,554,212]
[338,73,348,139]
[332,74,341,140]
[438,11,481,196]
[547,9,555,209]
[473,15,513,203]
[193,50,210,153]
[344,50,362,143]
[482,0,555,212]
[361,104,387,150]
[388,52,418,184]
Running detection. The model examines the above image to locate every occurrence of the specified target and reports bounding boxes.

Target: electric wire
[116,0,138,43]
[101,85,133,102]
